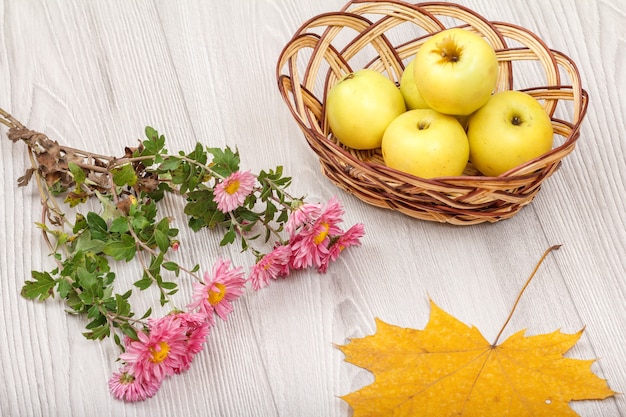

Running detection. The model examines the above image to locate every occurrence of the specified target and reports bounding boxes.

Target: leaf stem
[177,155,224,180]
[492,244,562,346]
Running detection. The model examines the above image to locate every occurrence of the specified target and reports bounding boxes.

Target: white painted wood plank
[1,0,624,416]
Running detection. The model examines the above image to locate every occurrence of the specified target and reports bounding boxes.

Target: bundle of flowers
[0,108,365,401]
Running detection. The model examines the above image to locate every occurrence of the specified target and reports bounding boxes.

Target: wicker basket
[276,0,587,225]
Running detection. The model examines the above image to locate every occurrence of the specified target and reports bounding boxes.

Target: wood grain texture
[1,0,625,416]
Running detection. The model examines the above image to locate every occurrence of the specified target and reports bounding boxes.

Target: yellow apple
[467,90,554,176]
[381,109,469,178]
[326,69,406,150]
[399,59,429,110]
[413,28,498,116]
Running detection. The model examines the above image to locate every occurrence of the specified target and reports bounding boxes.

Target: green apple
[381,109,469,178]
[467,90,554,176]
[326,69,406,150]
[399,59,429,110]
[413,28,498,116]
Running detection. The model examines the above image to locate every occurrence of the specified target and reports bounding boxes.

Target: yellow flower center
[224,180,241,195]
[208,282,227,305]
[314,222,330,245]
[149,341,170,364]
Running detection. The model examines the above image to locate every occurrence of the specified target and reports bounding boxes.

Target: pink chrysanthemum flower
[119,316,190,383]
[173,312,211,355]
[289,197,345,270]
[318,223,365,273]
[162,312,211,373]
[285,200,322,236]
[187,259,246,323]
[108,365,162,402]
[320,196,345,223]
[249,244,292,290]
[289,231,328,270]
[213,170,256,213]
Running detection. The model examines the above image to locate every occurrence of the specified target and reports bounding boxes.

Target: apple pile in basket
[326,28,553,178]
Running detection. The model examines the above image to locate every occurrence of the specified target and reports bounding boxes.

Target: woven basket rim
[276,3,587,180]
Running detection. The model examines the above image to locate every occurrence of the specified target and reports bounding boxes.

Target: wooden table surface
[1,0,625,416]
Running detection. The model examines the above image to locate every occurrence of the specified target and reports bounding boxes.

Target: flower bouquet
[0,108,364,401]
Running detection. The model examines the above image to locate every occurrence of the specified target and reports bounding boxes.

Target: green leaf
[190,142,208,165]
[131,215,150,232]
[277,208,289,224]
[154,229,170,252]
[140,307,153,320]
[72,230,106,254]
[115,293,132,317]
[111,163,138,187]
[68,162,86,184]
[260,183,273,201]
[103,234,136,262]
[142,126,166,156]
[110,217,130,234]
[220,228,237,246]
[96,192,121,221]
[160,281,177,290]
[167,146,206,194]
[76,267,97,291]
[48,180,67,196]
[145,126,159,142]
[146,181,170,202]
[57,278,73,299]
[239,208,261,223]
[120,324,138,341]
[158,157,182,171]
[134,277,153,290]
[83,325,110,340]
[208,146,240,177]
[188,217,205,232]
[85,313,107,329]
[170,163,191,186]
[264,201,278,222]
[159,292,169,306]
[73,213,88,234]
[140,199,158,222]
[87,304,102,320]
[21,271,56,301]
[208,209,228,228]
[103,296,117,311]
[86,212,108,240]
[149,252,164,271]
[162,261,180,273]
[65,289,85,312]
[184,189,227,230]
[241,236,250,251]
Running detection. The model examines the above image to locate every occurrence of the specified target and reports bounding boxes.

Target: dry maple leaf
[338,246,615,416]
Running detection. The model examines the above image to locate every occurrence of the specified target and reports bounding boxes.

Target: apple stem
[436,37,463,64]
[491,244,562,346]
